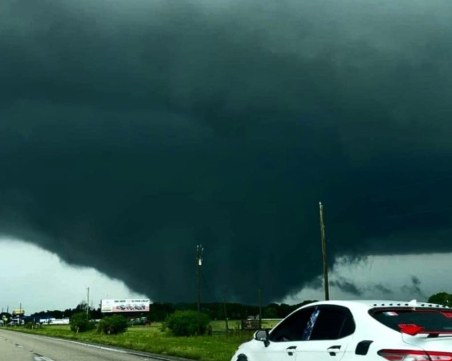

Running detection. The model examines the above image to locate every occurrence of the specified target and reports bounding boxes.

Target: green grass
[9,320,279,361]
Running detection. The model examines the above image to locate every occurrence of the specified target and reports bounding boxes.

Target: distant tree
[75,301,88,313]
[149,303,175,322]
[428,292,452,306]
[263,305,278,318]
[52,310,63,319]
[64,308,74,318]
[0,312,11,325]
[90,307,102,319]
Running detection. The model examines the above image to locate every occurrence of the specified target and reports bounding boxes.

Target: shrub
[97,315,128,335]
[70,312,95,333]
[165,310,210,336]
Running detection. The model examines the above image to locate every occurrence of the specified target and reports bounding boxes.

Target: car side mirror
[254,329,270,347]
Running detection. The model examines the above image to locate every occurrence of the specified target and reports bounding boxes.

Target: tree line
[11,300,314,323]
[4,292,449,324]
[148,300,316,322]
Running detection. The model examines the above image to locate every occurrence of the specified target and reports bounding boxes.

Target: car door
[249,339,303,361]
[293,305,356,361]
[254,306,316,361]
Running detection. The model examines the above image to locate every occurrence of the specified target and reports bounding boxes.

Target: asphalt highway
[0,329,189,361]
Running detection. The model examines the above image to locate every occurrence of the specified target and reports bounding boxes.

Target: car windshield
[371,309,452,334]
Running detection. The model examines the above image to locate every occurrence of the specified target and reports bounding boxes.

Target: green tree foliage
[30,303,101,321]
[70,312,95,333]
[167,302,313,321]
[97,315,128,334]
[428,292,452,306]
[149,302,175,322]
[0,312,11,324]
[263,305,279,318]
[165,310,210,336]
[30,300,316,327]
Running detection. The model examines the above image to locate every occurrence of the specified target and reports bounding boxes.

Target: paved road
[0,329,188,361]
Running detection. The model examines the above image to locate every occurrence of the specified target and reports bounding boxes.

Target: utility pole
[319,202,330,300]
[86,287,90,319]
[258,288,262,329]
[196,245,204,313]
[223,297,229,332]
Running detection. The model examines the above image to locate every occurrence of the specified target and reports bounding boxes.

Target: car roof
[301,299,450,311]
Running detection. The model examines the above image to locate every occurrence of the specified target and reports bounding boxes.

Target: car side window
[269,307,315,342]
[309,306,355,340]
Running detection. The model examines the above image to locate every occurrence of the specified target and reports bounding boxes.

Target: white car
[230,299,452,361]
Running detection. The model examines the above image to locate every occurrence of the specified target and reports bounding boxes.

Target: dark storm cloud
[330,277,362,296]
[401,276,426,299]
[2,0,452,303]
[373,284,393,296]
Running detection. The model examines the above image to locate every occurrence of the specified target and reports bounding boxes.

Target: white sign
[101,299,150,313]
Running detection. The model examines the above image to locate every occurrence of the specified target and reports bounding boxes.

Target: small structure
[241,316,261,330]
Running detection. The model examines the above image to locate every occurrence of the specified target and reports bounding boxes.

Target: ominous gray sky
[0,238,146,314]
[2,0,452,304]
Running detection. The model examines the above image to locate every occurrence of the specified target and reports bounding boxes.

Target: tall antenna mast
[196,245,204,312]
[319,202,330,300]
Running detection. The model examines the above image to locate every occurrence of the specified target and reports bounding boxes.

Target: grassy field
[9,320,280,361]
